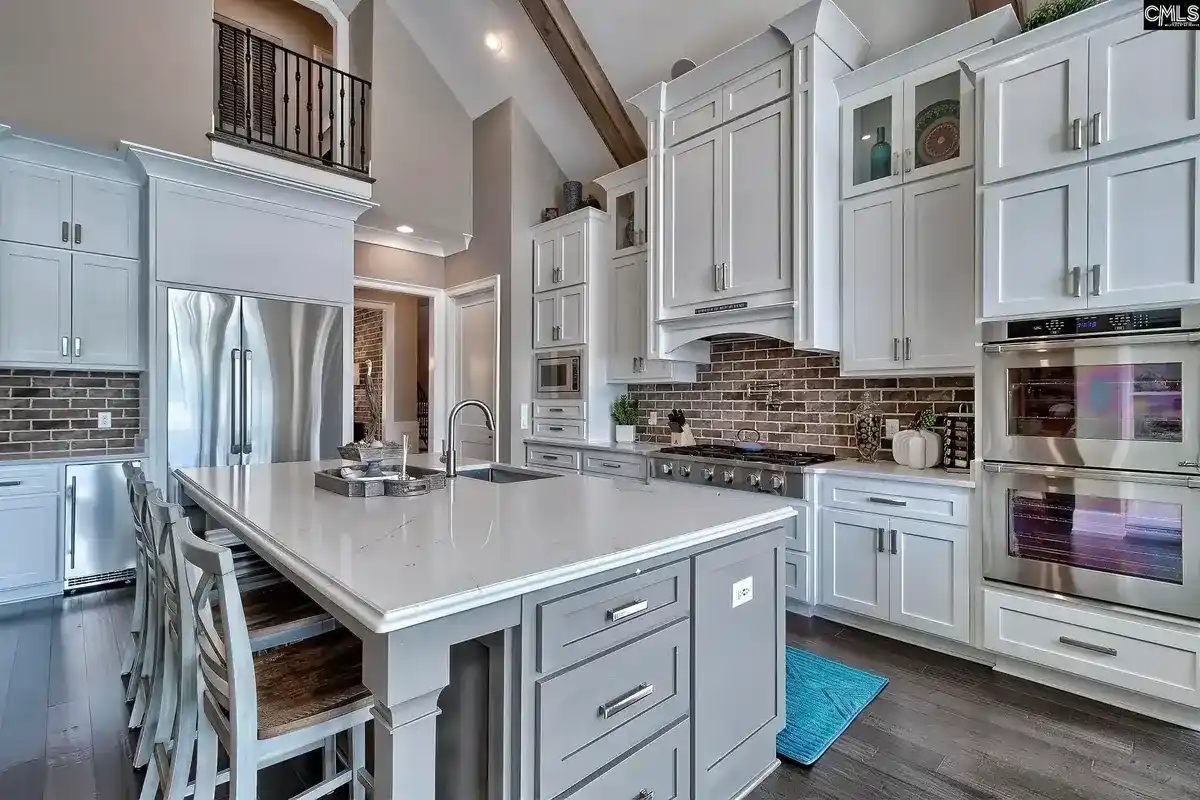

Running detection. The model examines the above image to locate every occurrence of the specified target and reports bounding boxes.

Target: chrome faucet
[443,399,497,477]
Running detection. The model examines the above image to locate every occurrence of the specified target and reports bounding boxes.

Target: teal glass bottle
[869,126,891,181]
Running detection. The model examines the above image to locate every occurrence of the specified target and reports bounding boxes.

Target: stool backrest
[177,522,257,744]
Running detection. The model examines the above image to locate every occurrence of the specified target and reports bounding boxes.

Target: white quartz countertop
[523,438,662,455]
[807,460,975,489]
[175,455,796,634]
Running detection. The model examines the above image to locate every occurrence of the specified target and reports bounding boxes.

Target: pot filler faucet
[443,399,497,477]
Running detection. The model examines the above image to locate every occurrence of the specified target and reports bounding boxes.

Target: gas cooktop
[651,445,836,499]
[657,445,837,468]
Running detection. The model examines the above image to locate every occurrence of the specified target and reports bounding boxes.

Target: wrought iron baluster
[306,59,314,157]
[349,81,356,171]
[244,28,253,143]
[339,77,346,168]
[360,86,367,171]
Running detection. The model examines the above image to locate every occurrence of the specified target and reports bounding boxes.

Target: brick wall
[628,337,974,461]
[353,307,384,425]
[0,369,142,458]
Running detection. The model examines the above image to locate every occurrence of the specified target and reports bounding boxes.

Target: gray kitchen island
[174,455,797,800]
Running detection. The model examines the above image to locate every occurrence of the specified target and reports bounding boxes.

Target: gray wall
[355,241,445,288]
[0,0,213,157]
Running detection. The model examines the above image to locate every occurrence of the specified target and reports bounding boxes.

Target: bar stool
[179,522,371,800]
[119,462,146,681]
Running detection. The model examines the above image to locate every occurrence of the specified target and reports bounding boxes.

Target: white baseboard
[0,580,63,607]
[813,605,996,666]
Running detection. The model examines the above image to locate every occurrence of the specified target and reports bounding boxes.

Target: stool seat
[212,581,337,650]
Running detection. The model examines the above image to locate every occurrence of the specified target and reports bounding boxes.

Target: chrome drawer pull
[607,599,648,622]
[548,426,564,432]
[0,481,22,488]
[599,683,654,719]
[1058,636,1117,657]
[540,454,560,461]
[867,497,906,506]
[548,408,565,413]
[601,462,623,469]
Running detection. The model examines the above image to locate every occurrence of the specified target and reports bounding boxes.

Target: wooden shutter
[216,23,247,132]
[251,37,276,140]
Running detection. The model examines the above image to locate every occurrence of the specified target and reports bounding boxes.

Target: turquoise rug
[776,647,888,766]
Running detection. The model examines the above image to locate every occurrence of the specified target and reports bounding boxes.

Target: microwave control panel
[1006,308,1183,340]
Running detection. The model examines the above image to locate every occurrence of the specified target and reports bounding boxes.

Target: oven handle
[984,462,1200,488]
[983,331,1200,354]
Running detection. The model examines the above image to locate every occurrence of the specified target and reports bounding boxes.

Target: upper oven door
[982,333,1199,472]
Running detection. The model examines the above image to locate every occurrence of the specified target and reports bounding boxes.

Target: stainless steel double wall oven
[982,308,1200,618]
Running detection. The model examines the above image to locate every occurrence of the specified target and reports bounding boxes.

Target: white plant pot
[615,425,636,444]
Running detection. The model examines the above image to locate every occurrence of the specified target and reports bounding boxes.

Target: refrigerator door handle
[230,349,242,455]
[68,475,78,570]
[242,350,253,455]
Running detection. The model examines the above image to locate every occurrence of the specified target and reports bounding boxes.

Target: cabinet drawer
[526,445,581,471]
[784,501,811,551]
[984,589,1200,708]
[532,419,585,441]
[784,550,812,605]
[563,718,690,800]
[665,89,722,146]
[581,451,647,481]
[536,619,690,800]
[535,559,690,675]
[0,464,61,497]
[532,400,585,420]
[723,54,791,121]
[820,475,969,526]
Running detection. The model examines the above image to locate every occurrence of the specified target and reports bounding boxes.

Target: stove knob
[702,467,715,482]
[771,474,785,491]
[722,469,735,485]
[679,464,692,477]
[660,462,673,476]
[748,472,762,488]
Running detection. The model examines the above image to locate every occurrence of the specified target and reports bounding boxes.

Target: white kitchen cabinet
[533,285,587,349]
[819,509,890,622]
[0,242,72,365]
[608,177,647,259]
[71,253,142,367]
[889,518,969,643]
[533,232,557,294]
[0,159,72,249]
[607,255,698,384]
[981,166,1089,319]
[71,174,140,259]
[1086,141,1200,309]
[663,127,723,308]
[981,38,1089,184]
[0,494,59,592]
[841,170,974,374]
[533,218,587,293]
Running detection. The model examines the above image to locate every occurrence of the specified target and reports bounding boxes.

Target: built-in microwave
[534,349,583,399]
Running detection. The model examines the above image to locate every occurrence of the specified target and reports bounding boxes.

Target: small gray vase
[563,181,583,212]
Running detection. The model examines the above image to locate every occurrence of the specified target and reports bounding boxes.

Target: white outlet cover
[732,576,753,609]
[520,403,529,430]
[885,418,901,438]
[97,411,113,430]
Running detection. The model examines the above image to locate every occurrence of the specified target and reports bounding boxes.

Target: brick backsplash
[627,337,974,461]
[0,369,143,458]
[353,307,384,425]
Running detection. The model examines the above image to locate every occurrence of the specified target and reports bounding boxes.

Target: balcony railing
[213,19,371,176]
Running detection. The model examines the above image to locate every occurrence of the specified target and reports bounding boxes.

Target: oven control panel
[1006,308,1182,339]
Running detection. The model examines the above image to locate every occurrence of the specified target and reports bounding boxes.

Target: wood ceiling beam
[517,0,647,168]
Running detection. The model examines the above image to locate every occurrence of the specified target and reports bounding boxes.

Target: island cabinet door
[888,519,970,643]
[692,528,784,800]
[819,509,890,621]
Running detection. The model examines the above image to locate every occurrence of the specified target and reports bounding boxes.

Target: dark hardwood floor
[2,590,1198,799]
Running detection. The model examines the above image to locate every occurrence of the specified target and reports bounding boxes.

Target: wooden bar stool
[119,462,147,680]
[179,524,371,800]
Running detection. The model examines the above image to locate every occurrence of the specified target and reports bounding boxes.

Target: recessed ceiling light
[861,133,872,141]
[484,32,504,54]
[397,224,414,234]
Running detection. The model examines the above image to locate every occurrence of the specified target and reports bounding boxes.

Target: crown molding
[354,224,471,258]
[594,159,648,192]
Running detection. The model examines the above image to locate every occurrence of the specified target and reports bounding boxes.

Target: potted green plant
[611,394,639,444]
[1023,0,1097,32]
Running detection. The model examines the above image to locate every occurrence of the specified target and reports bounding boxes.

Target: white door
[70,175,140,259]
[0,242,72,365]
[722,99,792,298]
[0,159,72,249]
[533,232,558,293]
[556,220,588,288]
[663,128,723,307]
[450,286,498,462]
[1087,142,1200,309]
[819,509,890,621]
[902,51,977,183]
[71,254,142,368]
[533,294,557,349]
[1088,19,1200,160]
[841,187,903,373]
[555,285,587,347]
[609,256,644,382]
[981,165,1089,319]
[841,78,905,199]
[902,170,976,371]
[0,495,59,590]
[889,519,969,643]
[982,37,1089,183]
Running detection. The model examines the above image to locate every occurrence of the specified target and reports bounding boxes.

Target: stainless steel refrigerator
[166,288,344,476]
[64,460,141,590]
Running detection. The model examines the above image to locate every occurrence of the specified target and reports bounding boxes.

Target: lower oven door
[983,462,1200,619]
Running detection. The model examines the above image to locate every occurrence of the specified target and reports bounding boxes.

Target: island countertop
[174,455,796,634]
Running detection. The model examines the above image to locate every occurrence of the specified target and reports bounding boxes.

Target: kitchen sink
[455,464,559,483]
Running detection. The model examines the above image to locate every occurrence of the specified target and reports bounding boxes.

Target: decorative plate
[914,99,960,168]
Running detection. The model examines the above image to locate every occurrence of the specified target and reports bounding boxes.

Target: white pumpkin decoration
[893,428,942,469]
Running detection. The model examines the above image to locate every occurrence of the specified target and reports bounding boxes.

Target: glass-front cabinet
[841,51,977,199]
[609,177,647,258]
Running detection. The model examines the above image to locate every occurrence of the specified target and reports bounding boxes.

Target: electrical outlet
[520,403,529,430]
[732,576,754,609]
[649,411,658,426]
[885,418,901,438]
[97,411,113,430]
